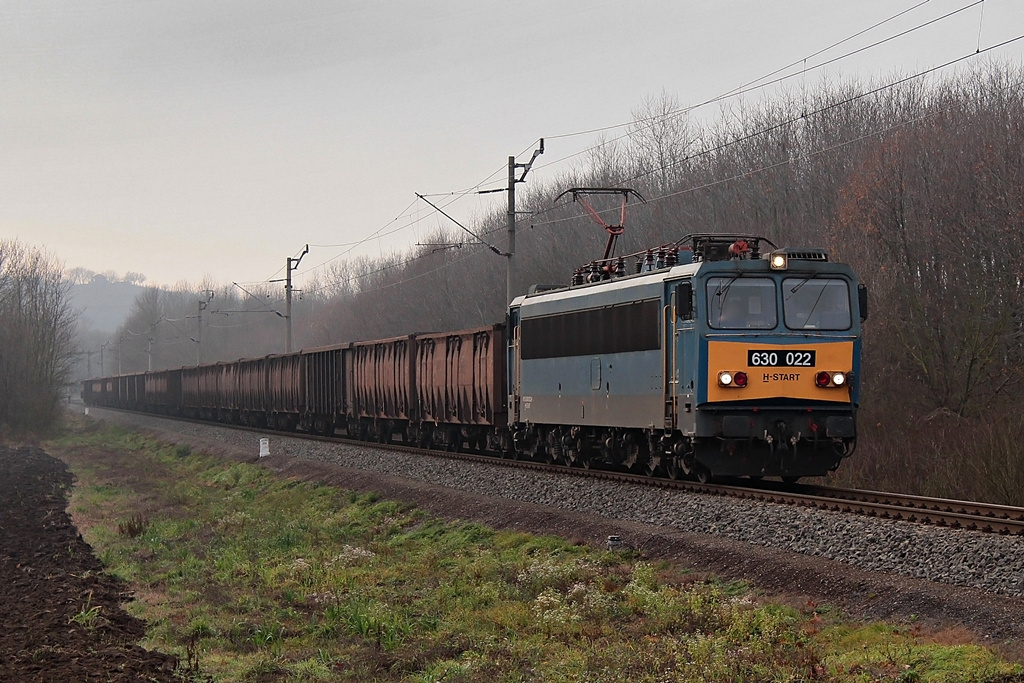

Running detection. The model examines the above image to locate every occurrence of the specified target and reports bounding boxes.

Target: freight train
[82,233,867,483]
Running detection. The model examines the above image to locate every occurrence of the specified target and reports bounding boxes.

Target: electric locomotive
[507,233,867,482]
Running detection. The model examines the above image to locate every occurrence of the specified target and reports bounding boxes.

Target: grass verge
[49,417,1024,682]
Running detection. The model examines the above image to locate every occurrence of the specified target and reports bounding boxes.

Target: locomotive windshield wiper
[803,284,829,326]
[713,277,739,326]
[788,276,813,294]
[714,276,736,297]
[788,278,829,328]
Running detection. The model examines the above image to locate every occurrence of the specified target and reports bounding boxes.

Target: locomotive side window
[782,278,851,330]
[520,298,660,359]
[706,277,777,329]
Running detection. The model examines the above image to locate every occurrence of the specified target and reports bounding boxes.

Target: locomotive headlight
[718,371,748,388]
[815,371,848,388]
[769,251,788,270]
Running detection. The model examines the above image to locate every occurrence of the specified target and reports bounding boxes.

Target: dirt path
[0,444,181,682]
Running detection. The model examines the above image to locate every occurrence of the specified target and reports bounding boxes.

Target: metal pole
[282,246,307,354]
[503,140,542,305]
[286,256,293,353]
[196,289,213,365]
[507,155,515,305]
[196,300,202,365]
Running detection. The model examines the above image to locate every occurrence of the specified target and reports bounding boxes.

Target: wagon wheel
[470,431,487,453]
[378,422,393,444]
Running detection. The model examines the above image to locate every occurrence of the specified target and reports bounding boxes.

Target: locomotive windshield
[706,276,852,330]
[782,277,851,330]
[707,277,777,329]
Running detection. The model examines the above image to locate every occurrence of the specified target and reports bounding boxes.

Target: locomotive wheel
[781,475,801,484]
[665,458,684,480]
[644,456,662,477]
[694,465,712,484]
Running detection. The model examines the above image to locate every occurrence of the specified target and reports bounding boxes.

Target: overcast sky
[2,0,1022,290]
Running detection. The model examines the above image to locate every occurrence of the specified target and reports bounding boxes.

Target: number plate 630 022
[747,349,816,367]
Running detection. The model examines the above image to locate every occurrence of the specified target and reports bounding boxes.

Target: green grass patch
[50,419,1024,682]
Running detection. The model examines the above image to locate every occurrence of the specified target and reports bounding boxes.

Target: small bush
[117,514,148,538]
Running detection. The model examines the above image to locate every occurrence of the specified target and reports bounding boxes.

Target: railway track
[351,439,1024,536]
[88,406,1024,536]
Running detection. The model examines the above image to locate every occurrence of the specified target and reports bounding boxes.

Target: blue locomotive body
[508,235,865,481]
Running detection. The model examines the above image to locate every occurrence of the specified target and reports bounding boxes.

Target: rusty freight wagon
[144,368,182,415]
[414,324,506,451]
[348,335,415,442]
[301,343,349,436]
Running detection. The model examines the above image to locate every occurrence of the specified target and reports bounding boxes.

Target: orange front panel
[706,340,854,403]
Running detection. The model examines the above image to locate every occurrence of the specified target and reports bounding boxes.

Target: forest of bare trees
[0,241,77,433]
[99,62,1024,502]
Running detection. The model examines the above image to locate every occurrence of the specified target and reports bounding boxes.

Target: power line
[524,34,1024,232]
[294,17,1023,300]
[536,0,988,171]
[316,0,990,279]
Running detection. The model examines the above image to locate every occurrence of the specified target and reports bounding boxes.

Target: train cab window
[707,277,777,329]
[782,277,852,330]
[675,281,693,320]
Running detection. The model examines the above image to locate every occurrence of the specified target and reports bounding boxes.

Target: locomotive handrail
[662,303,673,430]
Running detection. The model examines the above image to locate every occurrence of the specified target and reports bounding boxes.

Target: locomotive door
[507,305,522,423]
[667,279,697,433]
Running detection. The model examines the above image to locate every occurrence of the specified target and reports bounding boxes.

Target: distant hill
[70,276,145,333]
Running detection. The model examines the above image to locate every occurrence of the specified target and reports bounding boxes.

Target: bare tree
[123,271,147,285]
[0,240,78,433]
[65,267,96,285]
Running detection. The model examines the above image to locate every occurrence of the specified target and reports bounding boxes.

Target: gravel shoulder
[85,407,1024,658]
